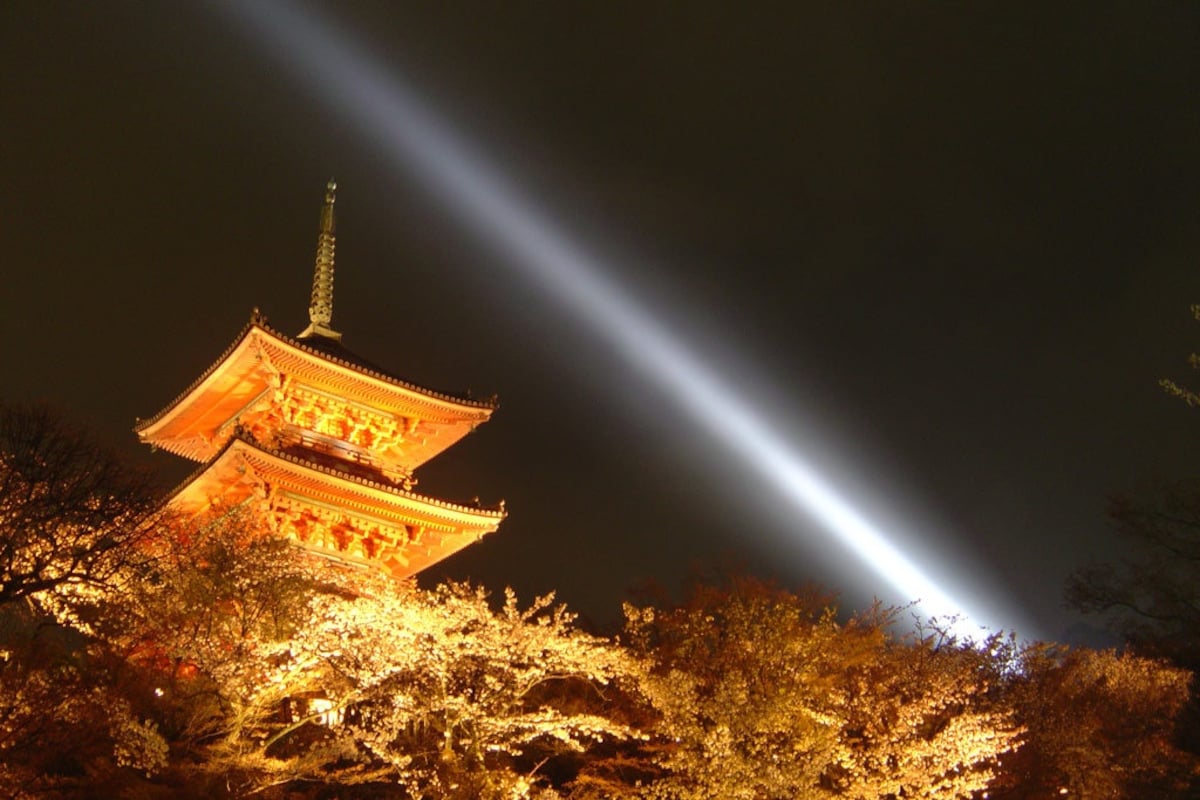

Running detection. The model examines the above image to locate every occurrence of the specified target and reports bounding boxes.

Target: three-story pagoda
[137,182,504,577]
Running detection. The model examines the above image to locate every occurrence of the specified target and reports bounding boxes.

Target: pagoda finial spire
[298,179,342,341]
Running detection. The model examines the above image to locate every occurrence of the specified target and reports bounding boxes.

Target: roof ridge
[252,436,506,518]
[267,321,497,410]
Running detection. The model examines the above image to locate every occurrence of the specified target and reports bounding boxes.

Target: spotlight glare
[216,0,1024,638]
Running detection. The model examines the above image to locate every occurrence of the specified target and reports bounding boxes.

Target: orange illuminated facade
[137,182,504,577]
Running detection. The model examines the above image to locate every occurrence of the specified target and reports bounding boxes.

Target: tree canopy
[0,401,1195,798]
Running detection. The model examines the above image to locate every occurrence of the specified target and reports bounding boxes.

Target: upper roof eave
[135,314,498,437]
[134,319,258,436]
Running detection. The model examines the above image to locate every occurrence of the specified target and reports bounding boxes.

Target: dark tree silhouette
[1067,484,1200,672]
[0,402,160,606]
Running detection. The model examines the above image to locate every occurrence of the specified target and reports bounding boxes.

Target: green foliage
[1159,304,1200,407]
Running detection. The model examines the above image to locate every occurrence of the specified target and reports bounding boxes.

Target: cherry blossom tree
[621,576,1022,800]
[0,402,159,607]
[991,644,1197,799]
[121,532,642,798]
[0,403,167,796]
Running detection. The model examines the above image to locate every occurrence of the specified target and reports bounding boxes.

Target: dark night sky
[3,3,1199,641]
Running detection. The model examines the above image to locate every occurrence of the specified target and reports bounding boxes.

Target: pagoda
[137,182,504,578]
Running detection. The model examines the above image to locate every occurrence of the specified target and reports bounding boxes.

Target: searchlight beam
[216,0,1022,637]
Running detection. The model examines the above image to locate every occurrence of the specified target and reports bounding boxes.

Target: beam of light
[216,0,1026,638]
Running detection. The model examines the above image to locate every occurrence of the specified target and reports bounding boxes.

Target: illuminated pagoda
[137,181,504,578]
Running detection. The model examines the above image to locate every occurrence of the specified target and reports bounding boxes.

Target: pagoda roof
[137,316,497,464]
[169,432,505,578]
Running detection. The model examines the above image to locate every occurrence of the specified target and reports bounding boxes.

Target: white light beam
[217,0,1023,637]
